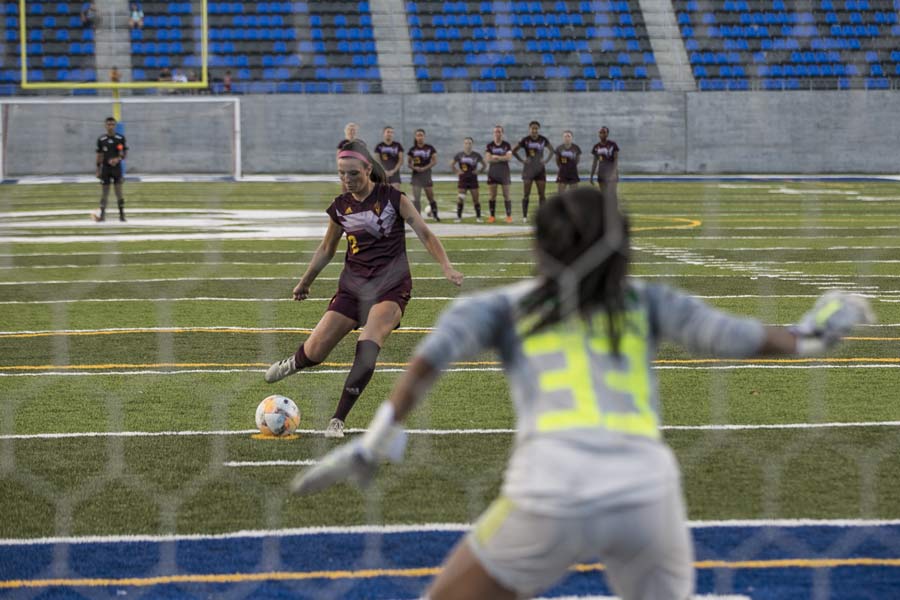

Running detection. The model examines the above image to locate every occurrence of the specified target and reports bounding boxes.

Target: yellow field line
[0,329,892,341]
[2,357,900,371]
[1,557,898,589]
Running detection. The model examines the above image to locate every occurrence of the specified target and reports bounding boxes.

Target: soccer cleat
[119,216,127,222]
[475,217,483,223]
[264,356,298,383]
[522,217,528,224]
[454,217,462,223]
[487,216,496,224]
[506,216,513,224]
[324,418,345,438]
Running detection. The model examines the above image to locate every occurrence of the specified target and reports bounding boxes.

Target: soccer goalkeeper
[292,187,874,600]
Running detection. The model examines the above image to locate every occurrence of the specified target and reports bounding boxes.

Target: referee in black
[95,117,128,222]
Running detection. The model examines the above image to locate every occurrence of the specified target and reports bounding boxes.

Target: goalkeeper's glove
[791,291,876,356]
[291,402,407,496]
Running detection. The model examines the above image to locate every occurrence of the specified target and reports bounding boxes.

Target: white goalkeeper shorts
[466,482,694,600]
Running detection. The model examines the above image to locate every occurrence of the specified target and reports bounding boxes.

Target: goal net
[0,97,241,179]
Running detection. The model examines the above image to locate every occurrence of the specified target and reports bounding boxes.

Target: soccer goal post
[0,96,242,180]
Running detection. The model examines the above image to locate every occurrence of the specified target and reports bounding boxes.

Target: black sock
[332,340,381,422]
[429,201,439,220]
[522,197,530,219]
[474,203,481,218]
[292,343,321,370]
[489,200,496,217]
[504,200,512,217]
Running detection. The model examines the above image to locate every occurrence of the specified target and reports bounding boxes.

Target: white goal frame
[0,96,242,180]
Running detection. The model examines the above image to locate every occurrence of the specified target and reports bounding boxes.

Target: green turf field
[1,179,899,539]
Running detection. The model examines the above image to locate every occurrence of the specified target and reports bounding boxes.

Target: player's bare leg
[427,540,516,600]
[424,186,440,221]
[536,180,546,205]
[330,300,402,435]
[411,185,423,213]
[265,311,356,384]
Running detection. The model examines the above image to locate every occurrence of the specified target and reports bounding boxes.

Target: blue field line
[1,524,899,599]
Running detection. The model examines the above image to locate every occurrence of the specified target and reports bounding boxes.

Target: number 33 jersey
[414,279,767,516]
[326,184,409,279]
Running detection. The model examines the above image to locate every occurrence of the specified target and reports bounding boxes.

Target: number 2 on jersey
[346,234,360,254]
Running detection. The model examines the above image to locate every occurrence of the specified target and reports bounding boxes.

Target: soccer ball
[255,395,301,437]
[424,204,433,217]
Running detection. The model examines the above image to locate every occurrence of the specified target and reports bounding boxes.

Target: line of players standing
[338,121,619,224]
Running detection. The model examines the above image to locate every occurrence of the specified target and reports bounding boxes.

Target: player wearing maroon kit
[374,126,403,190]
[512,121,555,222]
[451,137,486,222]
[407,129,440,220]
[485,125,513,224]
[265,141,463,438]
[336,122,360,154]
[590,126,620,196]
[555,130,582,193]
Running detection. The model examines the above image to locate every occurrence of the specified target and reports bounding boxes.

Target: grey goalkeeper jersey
[415,279,766,516]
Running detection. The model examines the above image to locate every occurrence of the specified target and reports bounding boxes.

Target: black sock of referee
[489,200,496,217]
[333,340,381,422]
[522,196,530,219]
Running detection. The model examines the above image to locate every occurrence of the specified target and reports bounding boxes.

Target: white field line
[14,293,900,306]
[6,274,900,287]
[4,323,900,336]
[0,519,898,547]
[5,245,900,259]
[6,364,900,377]
[223,460,318,467]
[9,260,900,271]
[3,420,900,441]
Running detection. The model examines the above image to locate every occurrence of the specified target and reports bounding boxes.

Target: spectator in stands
[407,129,440,220]
[129,3,143,30]
[451,137,486,223]
[223,70,232,94]
[109,66,121,84]
[374,126,403,191]
[81,2,97,27]
[512,121,554,223]
[158,67,172,82]
[555,130,582,193]
[485,125,513,224]
[590,126,620,196]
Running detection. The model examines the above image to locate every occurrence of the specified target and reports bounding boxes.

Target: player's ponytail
[342,140,387,184]
[518,187,630,353]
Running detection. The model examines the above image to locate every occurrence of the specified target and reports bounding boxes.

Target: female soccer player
[374,126,403,190]
[590,126,620,196]
[265,140,464,438]
[484,125,513,224]
[293,187,873,598]
[450,137,486,222]
[555,130,582,193]
[407,128,440,220]
[512,120,555,223]
[336,122,359,153]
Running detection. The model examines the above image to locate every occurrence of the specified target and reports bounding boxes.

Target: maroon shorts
[327,270,412,326]
[458,175,479,190]
[523,168,547,183]
[556,174,580,184]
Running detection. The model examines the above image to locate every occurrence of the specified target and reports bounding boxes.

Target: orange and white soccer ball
[255,395,301,437]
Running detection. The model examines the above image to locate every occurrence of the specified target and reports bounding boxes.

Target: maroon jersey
[555,143,582,181]
[326,184,408,279]
[374,141,404,172]
[337,139,353,150]
[485,140,512,180]
[592,140,620,179]
[407,143,437,172]
[453,151,484,177]
[516,134,552,179]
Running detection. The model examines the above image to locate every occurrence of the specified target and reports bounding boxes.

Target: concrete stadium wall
[3,91,897,176]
